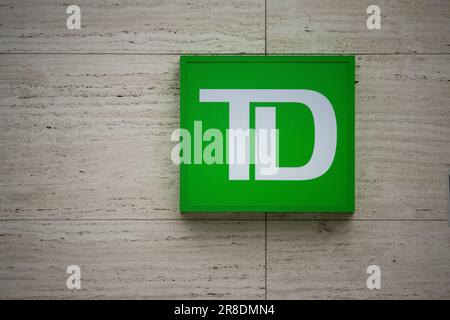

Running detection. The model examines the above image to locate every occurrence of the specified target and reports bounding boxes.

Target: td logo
[179,56,354,212]
[199,89,337,181]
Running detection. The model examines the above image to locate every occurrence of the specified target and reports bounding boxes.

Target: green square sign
[179,56,354,212]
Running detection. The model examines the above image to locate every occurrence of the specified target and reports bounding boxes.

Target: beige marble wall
[0,0,449,299]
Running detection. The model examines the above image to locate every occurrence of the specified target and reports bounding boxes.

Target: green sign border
[180,55,355,213]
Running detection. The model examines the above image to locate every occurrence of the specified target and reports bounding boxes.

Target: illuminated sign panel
[179,56,354,212]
